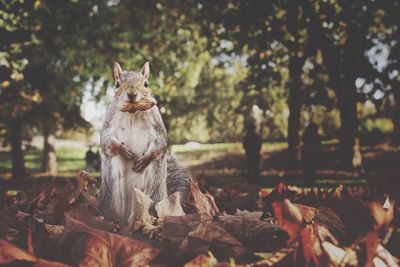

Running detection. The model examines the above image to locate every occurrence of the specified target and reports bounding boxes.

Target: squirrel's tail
[166,153,191,202]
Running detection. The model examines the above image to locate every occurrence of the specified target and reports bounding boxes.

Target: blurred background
[1,0,400,188]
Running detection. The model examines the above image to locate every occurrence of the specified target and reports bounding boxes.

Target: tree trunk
[41,126,57,176]
[7,118,26,180]
[287,56,304,168]
[301,0,362,170]
[336,84,358,169]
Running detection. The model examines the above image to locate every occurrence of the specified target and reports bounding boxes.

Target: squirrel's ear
[141,62,150,80]
[114,62,122,82]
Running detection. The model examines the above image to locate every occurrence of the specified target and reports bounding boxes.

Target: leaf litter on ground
[0,171,399,266]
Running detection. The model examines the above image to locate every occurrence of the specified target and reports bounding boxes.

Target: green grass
[0,146,87,177]
[0,142,286,175]
[171,142,243,153]
[172,141,286,153]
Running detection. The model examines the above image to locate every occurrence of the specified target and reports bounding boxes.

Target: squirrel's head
[113,61,151,104]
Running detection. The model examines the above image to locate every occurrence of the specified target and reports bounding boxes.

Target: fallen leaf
[66,206,119,232]
[184,252,218,267]
[155,192,185,221]
[321,241,356,266]
[129,189,157,231]
[0,238,36,264]
[45,190,70,224]
[375,244,398,267]
[44,224,65,235]
[162,213,209,244]
[190,180,219,217]
[253,242,297,266]
[217,211,287,252]
[272,199,303,243]
[59,214,159,266]
[0,239,70,266]
[181,220,246,258]
[294,204,317,223]
[369,201,394,230]
[74,170,99,206]
[76,170,91,192]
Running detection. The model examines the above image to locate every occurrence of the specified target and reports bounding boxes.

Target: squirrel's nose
[127,93,137,102]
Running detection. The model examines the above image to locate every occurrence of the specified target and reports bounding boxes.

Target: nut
[120,95,157,113]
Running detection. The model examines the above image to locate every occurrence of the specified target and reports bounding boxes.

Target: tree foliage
[1,0,400,176]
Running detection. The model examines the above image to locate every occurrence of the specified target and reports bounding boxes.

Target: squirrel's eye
[116,81,120,88]
[144,81,149,88]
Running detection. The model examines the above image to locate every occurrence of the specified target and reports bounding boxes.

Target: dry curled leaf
[190,180,219,217]
[294,204,317,223]
[66,207,119,232]
[129,189,157,232]
[181,220,246,258]
[75,170,99,206]
[162,213,209,244]
[60,214,159,266]
[217,211,287,252]
[155,192,185,221]
[321,241,358,266]
[76,170,93,192]
[184,252,218,267]
[272,199,303,243]
[369,201,394,230]
[253,242,297,267]
[44,224,65,235]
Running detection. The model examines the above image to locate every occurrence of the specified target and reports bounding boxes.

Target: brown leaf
[216,211,287,251]
[0,238,36,264]
[30,182,55,209]
[155,192,185,221]
[0,239,70,266]
[44,224,65,235]
[294,204,317,223]
[369,201,394,230]
[129,189,157,232]
[299,225,322,267]
[162,213,209,244]
[190,180,219,217]
[66,206,119,232]
[253,242,297,266]
[60,214,159,266]
[76,170,92,192]
[184,253,218,267]
[316,225,338,245]
[272,199,303,242]
[45,190,70,225]
[181,220,246,258]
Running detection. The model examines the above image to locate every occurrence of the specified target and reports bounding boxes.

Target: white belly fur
[109,110,163,220]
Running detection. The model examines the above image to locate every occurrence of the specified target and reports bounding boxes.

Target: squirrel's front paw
[132,154,152,172]
[119,143,137,161]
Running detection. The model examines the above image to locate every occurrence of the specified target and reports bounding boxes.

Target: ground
[1,141,400,189]
[0,141,400,266]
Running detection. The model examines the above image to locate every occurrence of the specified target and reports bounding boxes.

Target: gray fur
[166,153,191,201]
[97,68,190,223]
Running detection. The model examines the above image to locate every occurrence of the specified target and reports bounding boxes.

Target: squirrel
[97,62,190,223]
